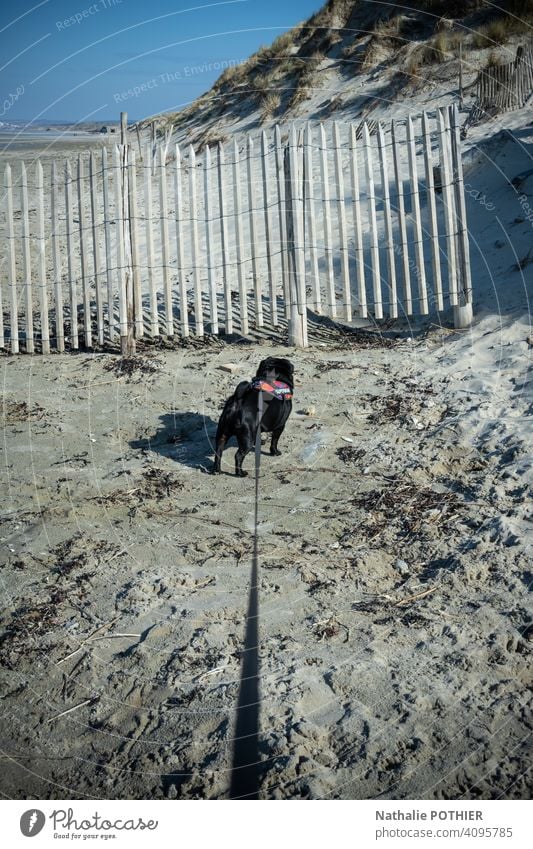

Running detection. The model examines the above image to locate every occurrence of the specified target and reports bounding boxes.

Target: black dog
[212,357,294,477]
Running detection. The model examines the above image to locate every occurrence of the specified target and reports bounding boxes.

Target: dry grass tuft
[259,92,281,123]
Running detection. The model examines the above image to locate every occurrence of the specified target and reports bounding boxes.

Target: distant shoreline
[0,128,119,162]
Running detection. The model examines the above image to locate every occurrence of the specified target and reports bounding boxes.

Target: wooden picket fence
[0,104,472,353]
[476,42,533,113]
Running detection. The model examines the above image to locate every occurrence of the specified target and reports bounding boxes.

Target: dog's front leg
[270,425,285,456]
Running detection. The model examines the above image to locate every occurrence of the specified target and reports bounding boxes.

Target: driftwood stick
[394,587,436,607]
[56,616,121,664]
[78,377,125,389]
[89,633,141,640]
[47,696,97,723]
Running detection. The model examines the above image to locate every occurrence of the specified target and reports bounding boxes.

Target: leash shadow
[229,517,261,799]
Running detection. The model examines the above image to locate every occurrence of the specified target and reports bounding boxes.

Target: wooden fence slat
[174,144,188,338]
[275,124,290,318]
[189,144,204,337]
[204,145,219,334]
[36,161,50,354]
[120,144,135,356]
[362,122,382,319]
[159,147,173,336]
[406,115,429,315]
[422,111,444,312]
[284,135,307,347]
[102,148,115,341]
[232,138,248,335]
[20,162,34,352]
[391,122,412,314]
[217,142,232,335]
[5,165,19,353]
[51,161,64,352]
[290,126,308,346]
[128,149,143,337]
[144,143,158,337]
[65,160,78,349]
[247,137,263,327]
[304,123,321,314]
[377,123,398,319]
[261,130,278,326]
[113,145,127,340]
[319,123,336,317]
[333,122,352,321]
[450,104,473,313]
[349,124,367,318]
[89,153,104,345]
[78,155,91,347]
[437,107,458,306]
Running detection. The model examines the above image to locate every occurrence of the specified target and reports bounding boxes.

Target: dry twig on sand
[394,587,437,607]
[56,616,121,664]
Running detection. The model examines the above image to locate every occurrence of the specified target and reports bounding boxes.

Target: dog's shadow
[130,411,278,474]
[130,412,220,471]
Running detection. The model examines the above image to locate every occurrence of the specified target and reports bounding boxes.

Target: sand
[0,308,531,799]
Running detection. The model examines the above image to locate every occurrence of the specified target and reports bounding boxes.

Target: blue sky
[0,0,322,123]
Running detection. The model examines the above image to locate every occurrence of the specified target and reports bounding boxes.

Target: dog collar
[251,379,293,401]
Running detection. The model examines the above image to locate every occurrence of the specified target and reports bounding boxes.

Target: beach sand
[0,311,531,799]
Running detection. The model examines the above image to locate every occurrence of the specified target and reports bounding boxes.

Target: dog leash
[254,389,264,537]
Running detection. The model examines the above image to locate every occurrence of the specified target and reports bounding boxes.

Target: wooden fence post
[6,165,19,353]
[89,152,104,345]
[333,121,351,321]
[449,104,473,329]
[362,123,382,320]
[144,143,158,337]
[205,145,219,334]
[247,136,263,328]
[406,115,429,315]
[437,107,458,309]
[65,160,78,349]
[159,146,173,337]
[174,144,188,338]
[275,124,291,319]
[189,144,204,337]
[51,161,65,352]
[261,130,278,326]
[422,112,444,313]
[20,162,34,352]
[217,142,232,335]
[377,122,398,319]
[128,149,143,338]
[284,140,307,348]
[319,123,336,318]
[77,155,92,348]
[232,138,248,335]
[102,148,115,341]
[349,124,367,318]
[304,123,321,314]
[36,160,50,354]
[120,111,128,146]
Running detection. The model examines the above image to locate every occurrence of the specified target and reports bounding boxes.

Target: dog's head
[256,357,294,390]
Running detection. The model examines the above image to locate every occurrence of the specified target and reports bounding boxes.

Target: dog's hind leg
[212,432,227,474]
[235,445,252,477]
[269,425,285,456]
